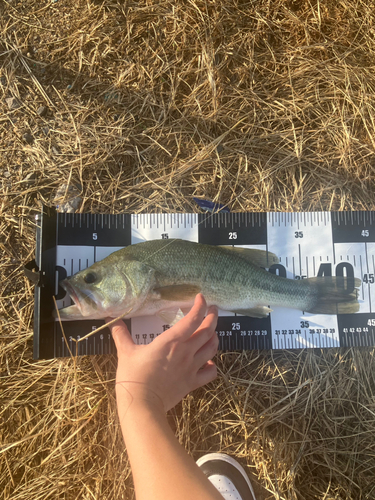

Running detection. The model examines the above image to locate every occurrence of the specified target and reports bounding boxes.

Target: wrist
[116,388,168,445]
[116,381,166,417]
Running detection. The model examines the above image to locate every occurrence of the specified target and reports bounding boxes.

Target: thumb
[105,318,134,352]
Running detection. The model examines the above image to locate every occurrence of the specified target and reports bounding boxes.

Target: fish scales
[57,239,361,321]
[125,240,313,310]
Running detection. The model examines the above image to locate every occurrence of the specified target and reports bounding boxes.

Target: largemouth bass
[57,239,361,321]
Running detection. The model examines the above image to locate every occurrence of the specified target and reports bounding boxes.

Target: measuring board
[31,207,375,359]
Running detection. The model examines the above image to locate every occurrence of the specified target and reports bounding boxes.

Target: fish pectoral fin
[157,308,185,326]
[218,246,279,268]
[233,306,272,318]
[155,284,201,301]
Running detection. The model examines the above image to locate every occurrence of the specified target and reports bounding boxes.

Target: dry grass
[2,0,375,498]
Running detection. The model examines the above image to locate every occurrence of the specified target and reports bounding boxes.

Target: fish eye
[84,272,97,284]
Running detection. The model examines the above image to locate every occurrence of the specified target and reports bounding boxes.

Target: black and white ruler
[32,208,375,359]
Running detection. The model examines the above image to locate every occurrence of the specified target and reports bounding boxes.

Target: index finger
[188,304,218,349]
[165,293,207,341]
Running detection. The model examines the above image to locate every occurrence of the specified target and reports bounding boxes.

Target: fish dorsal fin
[155,284,201,301]
[218,246,279,268]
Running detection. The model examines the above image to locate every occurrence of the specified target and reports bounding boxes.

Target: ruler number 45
[361,230,370,237]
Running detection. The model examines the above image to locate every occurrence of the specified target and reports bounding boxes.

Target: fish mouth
[55,279,84,319]
[61,279,82,309]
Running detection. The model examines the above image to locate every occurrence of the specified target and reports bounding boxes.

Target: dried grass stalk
[2,0,375,498]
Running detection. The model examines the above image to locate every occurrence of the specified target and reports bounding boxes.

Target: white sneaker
[196,453,257,500]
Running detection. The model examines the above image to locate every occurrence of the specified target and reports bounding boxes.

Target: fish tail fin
[305,276,361,314]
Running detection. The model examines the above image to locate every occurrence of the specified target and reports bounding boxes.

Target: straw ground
[1,0,375,498]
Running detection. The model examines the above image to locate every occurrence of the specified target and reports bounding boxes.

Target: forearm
[117,394,222,500]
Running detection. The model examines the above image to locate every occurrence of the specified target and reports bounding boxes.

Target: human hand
[106,294,219,414]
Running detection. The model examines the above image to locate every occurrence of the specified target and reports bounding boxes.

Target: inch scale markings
[34,209,375,359]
